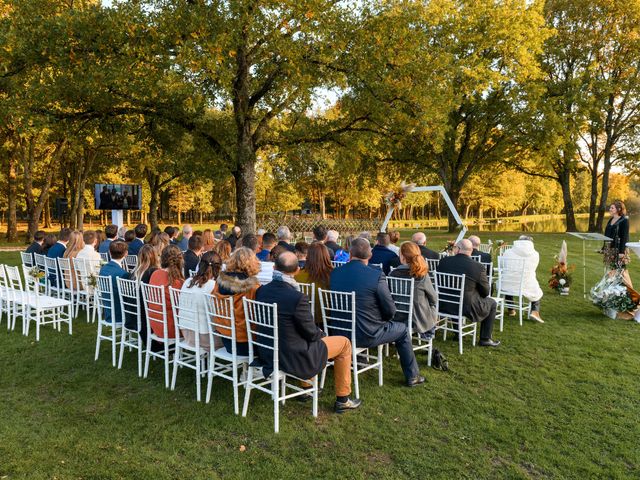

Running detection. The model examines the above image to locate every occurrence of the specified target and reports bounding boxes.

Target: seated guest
[124,230,136,245]
[295,242,332,324]
[389,242,438,339]
[241,233,260,253]
[330,238,425,387]
[412,232,439,260]
[183,234,204,278]
[130,245,160,348]
[437,239,500,346]
[257,232,277,261]
[333,235,353,262]
[325,230,341,257]
[42,233,57,255]
[47,228,71,259]
[468,235,491,263]
[256,252,361,413]
[213,247,260,356]
[214,239,232,263]
[178,224,193,251]
[388,231,401,255]
[165,226,180,246]
[77,230,100,260]
[25,230,46,260]
[226,225,242,249]
[294,242,308,268]
[150,232,171,257]
[47,228,71,287]
[179,251,222,352]
[276,226,295,252]
[128,224,147,256]
[313,225,333,257]
[358,231,372,246]
[370,232,400,274]
[63,231,84,289]
[219,223,228,238]
[117,226,128,241]
[148,245,185,339]
[502,235,544,323]
[98,240,130,324]
[99,224,118,254]
[202,229,215,252]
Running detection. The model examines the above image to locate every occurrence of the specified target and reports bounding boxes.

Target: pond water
[426,215,640,234]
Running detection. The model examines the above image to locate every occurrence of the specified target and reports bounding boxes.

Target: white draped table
[626,242,640,259]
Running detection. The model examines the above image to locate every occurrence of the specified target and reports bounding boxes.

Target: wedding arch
[380,185,467,243]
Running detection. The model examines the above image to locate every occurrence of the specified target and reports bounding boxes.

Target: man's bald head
[468,235,481,248]
[274,251,300,274]
[412,232,427,246]
[456,239,473,256]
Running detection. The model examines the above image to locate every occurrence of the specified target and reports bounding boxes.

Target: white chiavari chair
[117,277,144,377]
[434,271,476,355]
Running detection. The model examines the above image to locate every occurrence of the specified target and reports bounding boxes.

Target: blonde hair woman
[213,247,261,356]
[202,229,215,252]
[63,230,84,289]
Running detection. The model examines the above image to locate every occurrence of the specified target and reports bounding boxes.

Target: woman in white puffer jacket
[501,235,544,323]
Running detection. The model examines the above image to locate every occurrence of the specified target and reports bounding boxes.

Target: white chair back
[95,276,116,322]
[434,271,465,320]
[330,260,346,268]
[189,269,197,278]
[481,261,493,286]
[100,252,110,262]
[205,293,237,348]
[22,264,41,295]
[318,289,356,344]
[44,257,60,292]
[57,257,75,294]
[478,243,492,254]
[242,298,279,372]
[141,283,170,338]
[21,252,35,268]
[6,265,23,293]
[170,286,206,339]
[117,277,141,331]
[426,258,439,281]
[369,263,383,271]
[497,257,525,296]
[498,244,513,256]
[387,276,415,329]
[34,253,47,273]
[297,282,316,320]
[470,255,481,262]
[124,255,138,273]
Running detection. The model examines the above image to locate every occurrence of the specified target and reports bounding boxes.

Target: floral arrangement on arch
[442,240,456,255]
[384,182,415,210]
[548,241,574,291]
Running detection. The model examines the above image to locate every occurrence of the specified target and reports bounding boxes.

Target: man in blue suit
[369,232,400,274]
[330,238,424,387]
[46,228,71,287]
[99,224,118,255]
[128,223,147,256]
[98,240,129,323]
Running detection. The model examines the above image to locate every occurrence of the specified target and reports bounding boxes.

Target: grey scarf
[272,270,300,291]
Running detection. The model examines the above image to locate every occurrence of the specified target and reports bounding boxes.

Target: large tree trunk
[232,145,257,233]
[558,170,577,232]
[6,155,18,242]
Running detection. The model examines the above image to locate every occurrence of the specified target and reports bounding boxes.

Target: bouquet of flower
[28,266,45,280]
[591,271,638,313]
[87,273,98,289]
[496,240,505,247]
[384,182,415,210]
[548,241,573,292]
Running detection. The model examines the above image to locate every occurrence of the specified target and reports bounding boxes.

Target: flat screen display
[94,184,142,210]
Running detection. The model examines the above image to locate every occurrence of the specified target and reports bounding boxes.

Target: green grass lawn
[1,232,639,479]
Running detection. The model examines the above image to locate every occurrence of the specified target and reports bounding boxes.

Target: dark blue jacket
[256,249,271,261]
[329,260,396,344]
[128,238,145,256]
[98,239,113,254]
[369,245,399,274]
[99,260,129,323]
[255,280,327,379]
[46,242,66,286]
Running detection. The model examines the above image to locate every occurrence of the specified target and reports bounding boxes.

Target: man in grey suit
[437,239,500,347]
